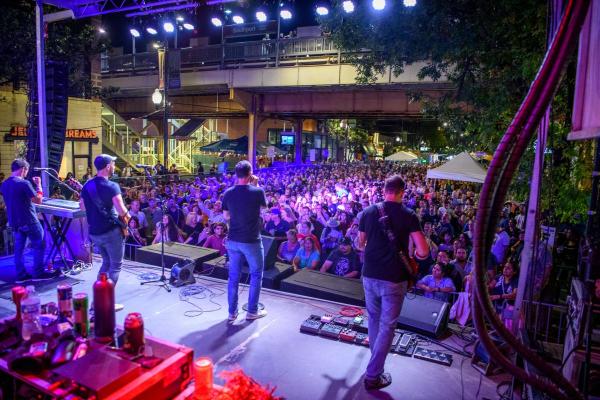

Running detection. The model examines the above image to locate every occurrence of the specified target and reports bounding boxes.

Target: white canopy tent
[385,151,418,162]
[426,151,488,183]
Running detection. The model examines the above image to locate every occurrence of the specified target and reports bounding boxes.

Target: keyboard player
[0,159,59,283]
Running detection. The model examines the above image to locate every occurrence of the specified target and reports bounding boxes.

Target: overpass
[101,36,453,166]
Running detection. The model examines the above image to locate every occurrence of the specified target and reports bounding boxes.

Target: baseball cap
[94,154,117,171]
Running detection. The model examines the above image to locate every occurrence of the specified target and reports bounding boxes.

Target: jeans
[225,239,264,315]
[363,277,407,380]
[90,227,125,284]
[14,221,45,277]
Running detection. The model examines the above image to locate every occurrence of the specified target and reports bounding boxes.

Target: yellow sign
[8,125,98,140]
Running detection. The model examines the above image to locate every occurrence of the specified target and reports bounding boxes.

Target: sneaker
[246,309,267,320]
[32,271,61,282]
[228,313,238,322]
[115,303,125,312]
[364,373,392,391]
[15,274,33,284]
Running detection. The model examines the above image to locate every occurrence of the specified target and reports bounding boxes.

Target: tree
[320,0,591,223]
[0,0,109,97]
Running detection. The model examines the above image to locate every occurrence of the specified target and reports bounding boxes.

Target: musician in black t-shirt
[358,175,429,391]
[80,155,129,290]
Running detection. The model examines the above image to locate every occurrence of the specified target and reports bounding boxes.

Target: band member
[80,154,129,295]
[222,160,267,321]
[1,159,57,282]
[358,175,429,391]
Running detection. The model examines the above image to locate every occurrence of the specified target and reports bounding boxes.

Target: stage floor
[0,254,508,400]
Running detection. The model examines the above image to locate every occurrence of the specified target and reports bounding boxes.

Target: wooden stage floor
[0,254,509,400]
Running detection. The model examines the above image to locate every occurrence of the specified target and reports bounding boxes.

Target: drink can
[123,312,145,355]
[12,286,26,321]
[57,284,73,320]
[73,293,89,338]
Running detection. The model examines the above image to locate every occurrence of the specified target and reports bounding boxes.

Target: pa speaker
[170,259,196,287]
[397,295,449,338]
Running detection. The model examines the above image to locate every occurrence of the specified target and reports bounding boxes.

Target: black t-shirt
[81,177,122,235]
[1,176,39,228]
[326,249,361,278]
[359,201,421,283]
[222,185,267,243]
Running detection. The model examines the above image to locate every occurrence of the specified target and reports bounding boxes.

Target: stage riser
[279,269,365,306]
[202,256,294,289]
[135,243,220,271]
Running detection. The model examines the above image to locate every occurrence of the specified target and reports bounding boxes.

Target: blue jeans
[225,240,264,315]
[363,277,407,380]
[90,227,125,284]
[14,221,45,277]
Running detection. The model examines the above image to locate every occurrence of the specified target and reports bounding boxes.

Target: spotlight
[183,23,194,30]
[342,1,355,13]
[372,0,386,10]
[129,28,140,37]
[146,27,158,35]
[403,0,417,6]
[152,42,160,49]
[176,15,184,22]
[280,9,292,20]
[396,136,400,142]
[256,11,267,22]
[152,88,163,106]
[163,21,175,32]
[211,17,223,27]
[224,9,232,15]
[98,27,106,34]
[232,15,244,24]
[316,6,329,16]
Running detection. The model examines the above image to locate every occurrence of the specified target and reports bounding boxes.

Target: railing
[101,36,340,74]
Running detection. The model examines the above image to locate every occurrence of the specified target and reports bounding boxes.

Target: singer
[80,154,129,310]
[0,159,58,283]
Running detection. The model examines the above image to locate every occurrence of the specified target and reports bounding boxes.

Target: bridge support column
[294,119,303,164]
[247,112,263,169]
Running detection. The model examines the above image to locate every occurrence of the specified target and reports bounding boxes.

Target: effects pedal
[300,319,323,335]
[333,316,350,327]
[339,328,357,343]
[321,314,334,323]
[413,347,453,366]
[393,334,416,356]
[354,333,369,347]
[320,323,343,340]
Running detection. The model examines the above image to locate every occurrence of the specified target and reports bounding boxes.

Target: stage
[0,254,508,400]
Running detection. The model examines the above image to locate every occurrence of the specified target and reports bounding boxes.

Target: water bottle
[93,272,115,343]
[21,285,42,341]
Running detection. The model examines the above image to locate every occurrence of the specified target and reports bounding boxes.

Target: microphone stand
[140,199,171,292]
[39,168,80,197]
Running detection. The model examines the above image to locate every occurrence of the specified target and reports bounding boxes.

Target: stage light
[183,23,194,30]
[211,17,223,27]
[224,9,232,15]
[316,6,329,16]
[152,88,163,106]
[163,21,175,32]
[280,9,292,20]
[404,0,417,6]
[98,27,106,34]
[372,0,386,10]
[129,28,140,37]
[256,11,267,22]
[232,15,244,24]
[146,27,158,35]
[176,15,184,22]
[396,136,401,142]
[342,1,355,13]
[152,42,160,49]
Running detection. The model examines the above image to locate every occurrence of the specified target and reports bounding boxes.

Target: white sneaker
[246,309,267,320]
[228,313,238,322]
[115,303,125,312]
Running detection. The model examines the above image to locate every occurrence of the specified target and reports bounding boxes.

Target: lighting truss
[42,0,198,19]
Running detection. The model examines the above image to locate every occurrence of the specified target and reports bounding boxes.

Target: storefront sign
[223,21,277,38]
[4,126,99,143]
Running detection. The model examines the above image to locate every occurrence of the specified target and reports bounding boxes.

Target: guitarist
[358,175,429,391]
[80,154,129,296]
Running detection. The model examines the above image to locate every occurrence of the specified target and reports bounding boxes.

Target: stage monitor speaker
[240,235,280,270]
[26,60,69,175]
[169,259,196,287]
[397,295,449,338]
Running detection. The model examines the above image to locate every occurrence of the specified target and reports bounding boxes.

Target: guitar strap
[85,178,119,229]
[376,202,414,277]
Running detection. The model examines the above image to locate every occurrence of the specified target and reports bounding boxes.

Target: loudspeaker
[240,235,280,270]
[169,259,196,287]
[397,295,449,338]
[27,60,69,174]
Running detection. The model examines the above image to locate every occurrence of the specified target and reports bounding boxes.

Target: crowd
[0,161,575,325]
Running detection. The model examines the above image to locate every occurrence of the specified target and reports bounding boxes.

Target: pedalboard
[320,323,344,340]
[300,318,323,335]
[413,347,453,366]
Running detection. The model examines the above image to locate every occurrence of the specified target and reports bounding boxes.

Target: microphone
[33,167,52,171]
[135,164,154,169]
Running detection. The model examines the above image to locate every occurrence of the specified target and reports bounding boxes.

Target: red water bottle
[93,273,115,343]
